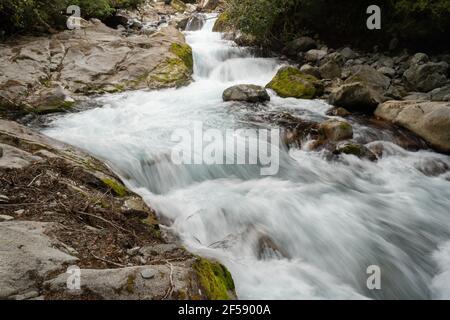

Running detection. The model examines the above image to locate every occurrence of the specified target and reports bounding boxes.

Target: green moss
[339,144,364,156]
[101,178,128,197]
[193,258,235,300]
[170,43,194,72]
[149,58,191,87]
[212,12,233,32]
[171,0,187,12]
[266,67,318,99]
[35,100,75,115]
[125,274,136,294]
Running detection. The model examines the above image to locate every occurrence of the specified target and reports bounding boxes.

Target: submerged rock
[266,66,322,99]
[334,141,377,161]
[223,84,270,103]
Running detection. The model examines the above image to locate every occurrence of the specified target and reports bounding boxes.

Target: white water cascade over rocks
[44,16,450,300]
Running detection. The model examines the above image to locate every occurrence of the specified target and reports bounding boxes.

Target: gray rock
[346,65,391,93]
[319,119,353,141]
[284,37,317,56]
[300,64,321,79]
[44,264,199,300]
[0,143,42,169]
[223,84,270,103]
[430,85,450,101]
[378,67,396,78]
[329,82,384,112]
[340,47,357,59]
[319,60,341,79]
[375,100,450,153]
[403,61,448,92]
[410,53,429,66]
[0,221,78,299]
[305,49,327,63]
[140,268,157,279]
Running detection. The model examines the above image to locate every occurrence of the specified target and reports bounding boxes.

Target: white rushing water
[43,17,450,299]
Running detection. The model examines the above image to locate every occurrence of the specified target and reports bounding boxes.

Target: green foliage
[225,0,450,51]
[0,0,145,36]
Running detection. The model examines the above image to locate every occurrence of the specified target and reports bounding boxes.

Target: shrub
[225,0,450,52]
[0,0,145,36]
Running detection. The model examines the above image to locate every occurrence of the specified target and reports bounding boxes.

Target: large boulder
[403,60,448,92]
[345,65,391,94]
[223,84,270,103]
[0,21,193,116]
[328,82,384,112]
[266,66,322,99]
[375,100,450,153]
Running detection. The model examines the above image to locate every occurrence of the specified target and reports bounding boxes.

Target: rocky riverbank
[0,1,236,300]
[215,13,450,157]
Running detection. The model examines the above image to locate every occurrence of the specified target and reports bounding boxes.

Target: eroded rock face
[0,20,193,116]
[375,100,450,153]
[223,84,270,103]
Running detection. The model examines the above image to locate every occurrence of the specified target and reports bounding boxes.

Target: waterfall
[43,17,450,300]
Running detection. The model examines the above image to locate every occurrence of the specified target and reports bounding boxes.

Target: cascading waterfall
[43,16,450,300]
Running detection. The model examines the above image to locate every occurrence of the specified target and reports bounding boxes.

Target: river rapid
[43,16,450,300]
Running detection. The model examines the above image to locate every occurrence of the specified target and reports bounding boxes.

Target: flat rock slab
[0,221,78,299]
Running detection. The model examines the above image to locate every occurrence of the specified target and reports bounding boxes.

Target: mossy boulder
[266,66,322,99]
[212,12,234,33]
[193,258,236,300]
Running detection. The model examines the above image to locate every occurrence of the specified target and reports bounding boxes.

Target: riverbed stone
[223,84,270,103]
[319,119,353,141]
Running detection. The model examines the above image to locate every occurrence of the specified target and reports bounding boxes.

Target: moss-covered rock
[171,0,187,13]
[170,43,194,72]
[212,12,234,32]
[193,258,235,300]
[266,66,321,99]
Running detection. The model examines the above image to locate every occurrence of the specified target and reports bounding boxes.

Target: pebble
[140,268,156,280]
